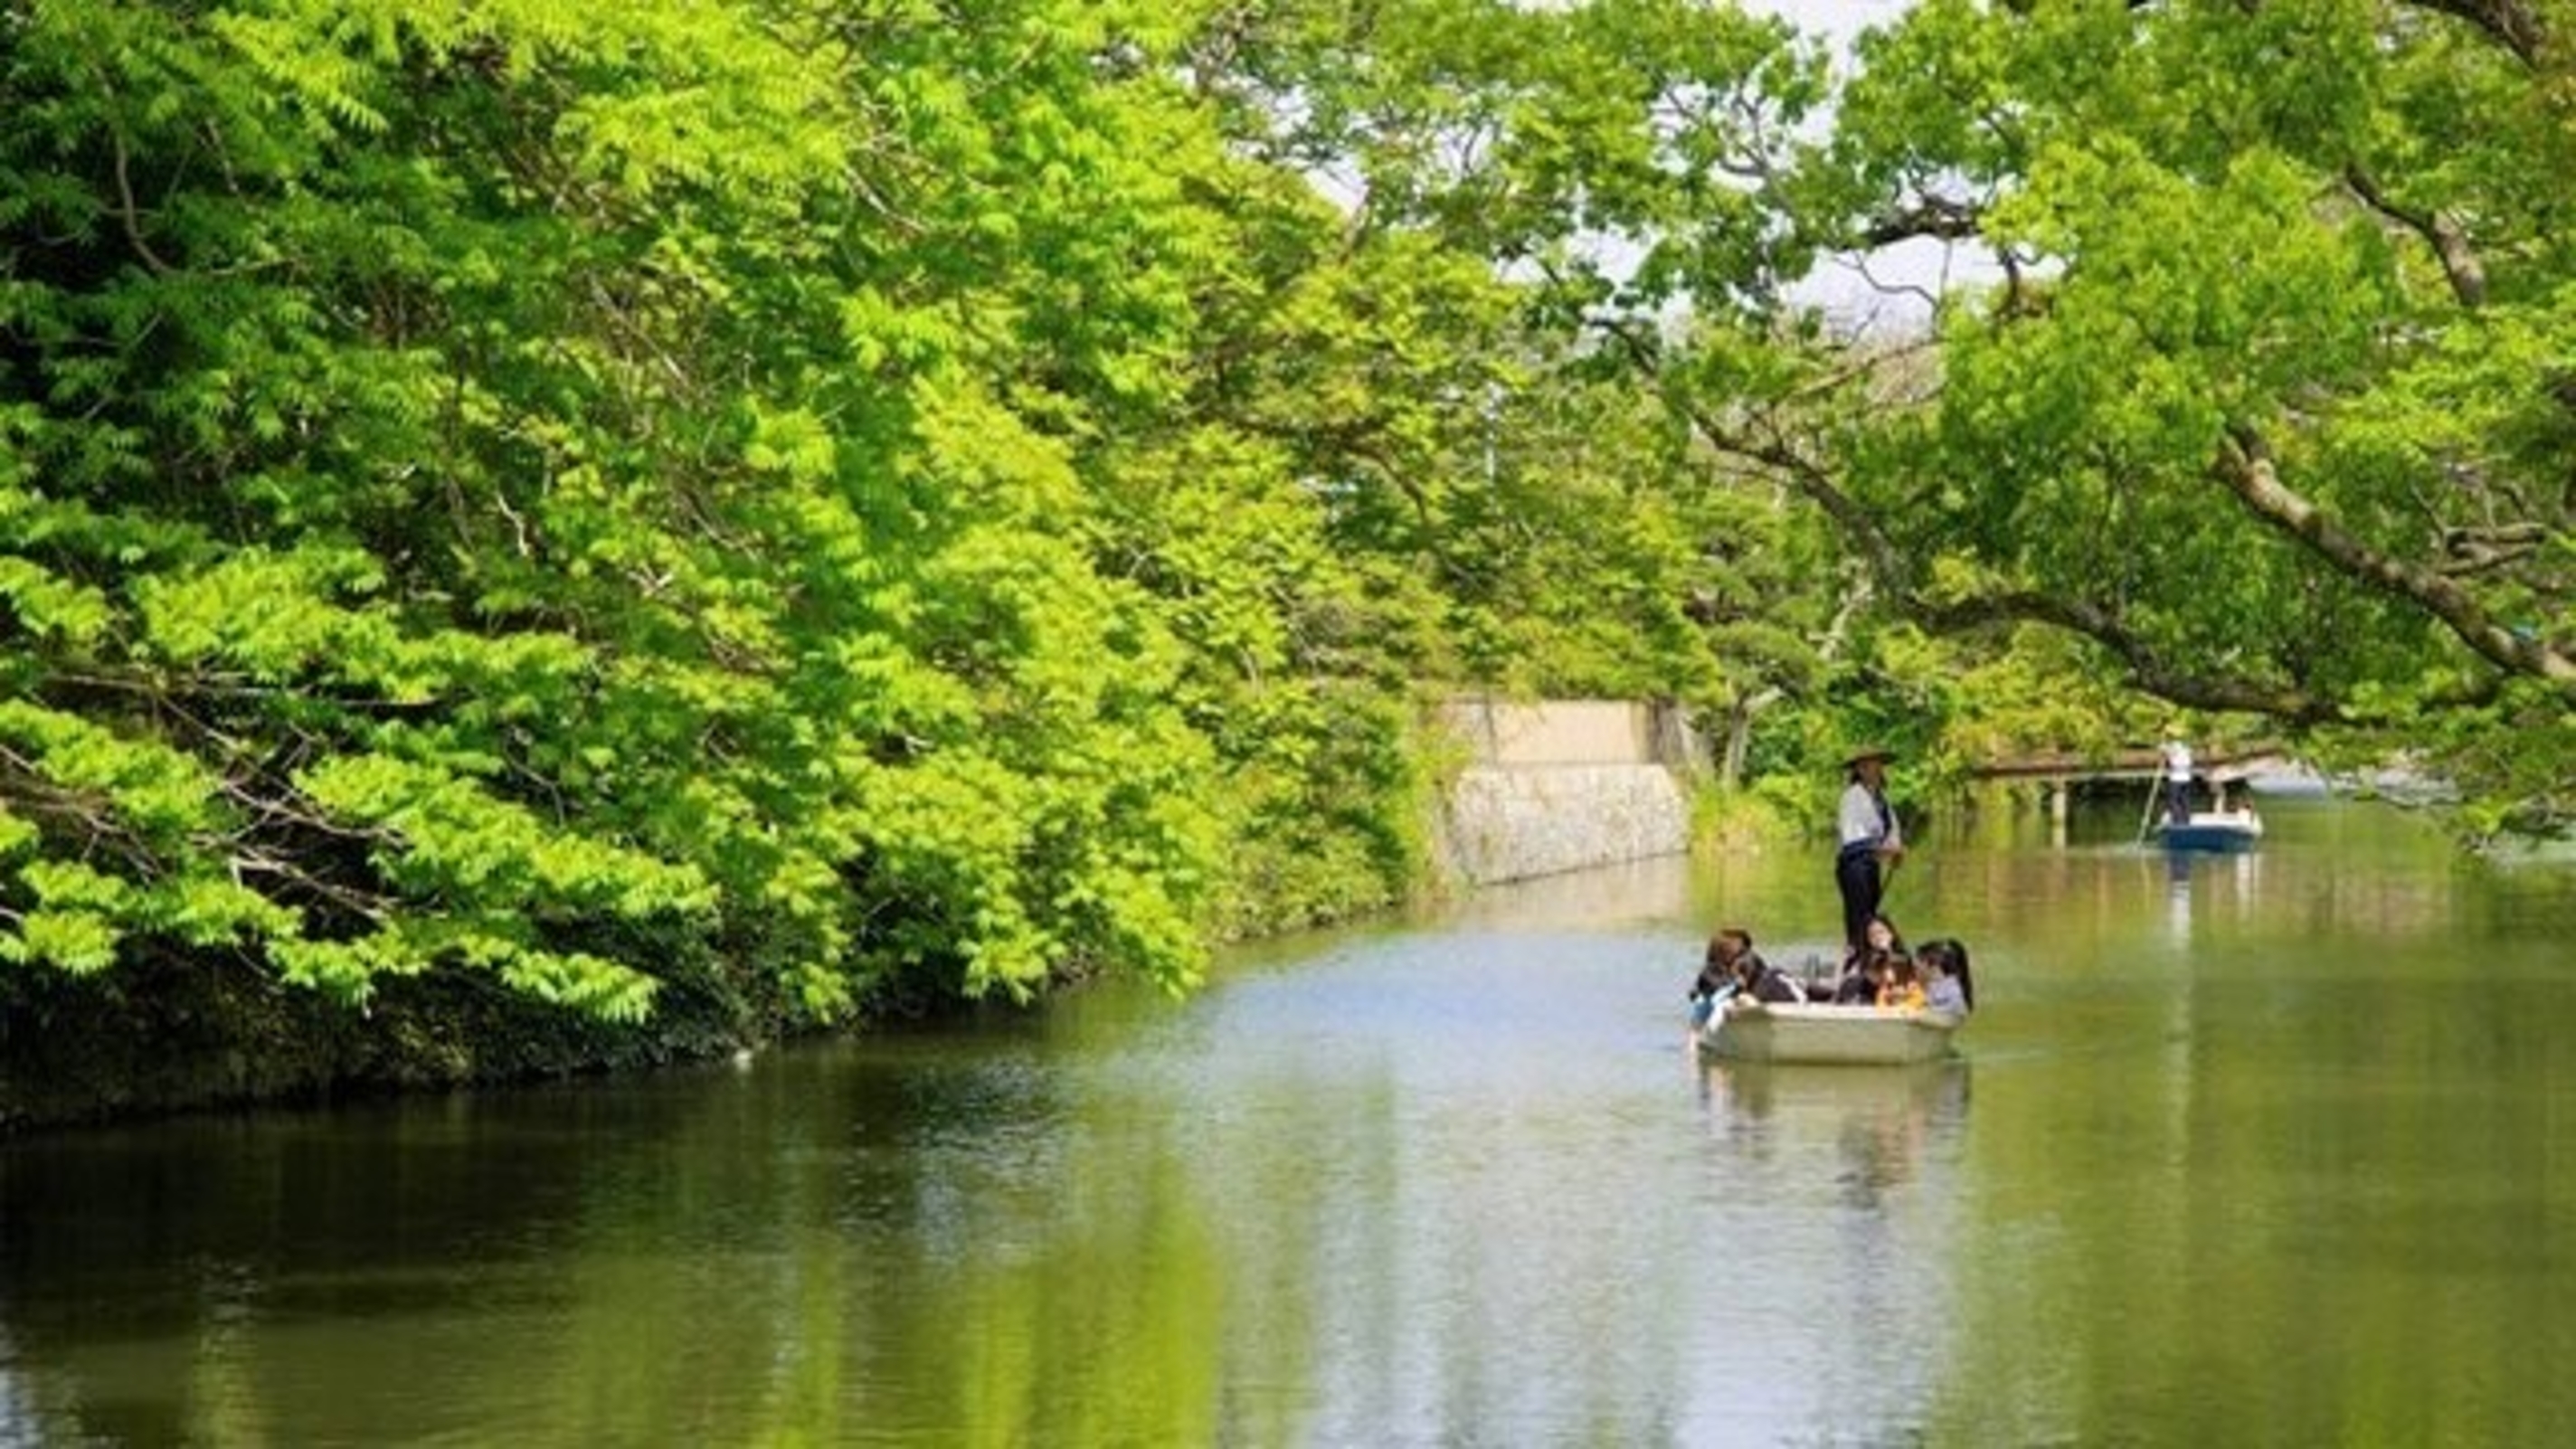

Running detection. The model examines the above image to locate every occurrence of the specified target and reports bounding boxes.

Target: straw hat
[1842,744,1896,767]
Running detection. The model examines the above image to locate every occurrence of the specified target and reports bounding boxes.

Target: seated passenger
[1916,937,1975,1012]
[1876,953,1926,1011]
[1724,929,1804,1005]
[1834,914,1907,1004]
[1696,926,1799,1012]
[1688,933,1739,1028]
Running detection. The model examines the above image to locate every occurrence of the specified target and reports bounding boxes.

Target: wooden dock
[1968,744,2294,785]
[1968,744,2298,836]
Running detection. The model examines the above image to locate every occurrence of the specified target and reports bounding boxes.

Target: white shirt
[1838,781,1899,850]
[2162,740,2193,782]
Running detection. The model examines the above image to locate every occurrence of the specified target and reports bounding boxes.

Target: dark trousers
[2166,777,2192,824]
[1836,847,1881,951]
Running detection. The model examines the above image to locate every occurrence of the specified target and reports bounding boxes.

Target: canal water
[4,795,2573,1445]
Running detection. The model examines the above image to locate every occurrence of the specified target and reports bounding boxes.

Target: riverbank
[4,700,1728,1134]
[0,949,767,1133]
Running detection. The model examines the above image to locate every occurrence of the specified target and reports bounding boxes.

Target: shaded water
[5,797,2574,1445]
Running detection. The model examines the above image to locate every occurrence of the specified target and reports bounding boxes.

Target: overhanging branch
[1858,194,1984,250]
[1909,588,2345,721]
[1590,304,2353,722]
[2408,0,2545,65]
[2214,423,2576,696]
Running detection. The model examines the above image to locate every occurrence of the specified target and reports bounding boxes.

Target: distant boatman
[2160,727,2195,826]
[1835,745,1905,956]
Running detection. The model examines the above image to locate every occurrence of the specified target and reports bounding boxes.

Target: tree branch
[2439,521,2550,576]
[1586,305,1918,586]
[1914,587,2348,720]
[2344,166,2487,308]
[109,125,177,278]
[1858,194,1984,250]
[2214,422,2576,696]
[1575,269,2524,725]
[2406,0,2545,65]
[1597,309,2341,717]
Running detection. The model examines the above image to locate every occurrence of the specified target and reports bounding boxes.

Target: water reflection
[6,798,2576,1444]
[1695,1059,1973,1201]
[2158,847,2266,946]
[1442,853,1704,932]
[2166,848,2192,940]
[1677,1056,1979,1442]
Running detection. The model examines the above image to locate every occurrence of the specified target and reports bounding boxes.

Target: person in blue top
[1689,927,1797,1029]
[1835,745,1905,957]
[1688,932,1739,1028]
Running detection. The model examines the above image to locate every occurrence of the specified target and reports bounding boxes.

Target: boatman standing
[1835,745,1905,956]
[2160,728,2194,827]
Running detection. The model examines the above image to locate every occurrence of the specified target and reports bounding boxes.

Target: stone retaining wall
[1429,700,1700,886]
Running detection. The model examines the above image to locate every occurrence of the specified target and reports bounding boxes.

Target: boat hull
[1698,1002,1964,1065]
[2153,811,2263,852]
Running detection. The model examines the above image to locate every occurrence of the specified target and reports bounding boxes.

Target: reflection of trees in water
[0,1041,1090,1446]
[1444,854,1702,932]
[1840,1105,1923,1202]
[1696,1059,1972,1208]
[1691,1057,1975,1431]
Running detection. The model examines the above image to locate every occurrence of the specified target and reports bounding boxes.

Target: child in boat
[1918,938,1974,1014]
[1730,932,1804,1005]
[1698,927,1800,1009]
[1876,953,1927,1011]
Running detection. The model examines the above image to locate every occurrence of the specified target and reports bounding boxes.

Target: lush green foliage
[1812,0,2576,833]
[18,0,2564,1056]
[0,2,1302,1020]
[2,0,1776,1039]
[1243,0,2576,839]
[1795,0,2576,835]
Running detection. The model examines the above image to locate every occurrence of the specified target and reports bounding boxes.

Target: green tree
[0,0,1257,1033]
[1798,0,2576,836]
[1230,0,2576,838]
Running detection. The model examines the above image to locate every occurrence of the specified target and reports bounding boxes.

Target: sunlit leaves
[1813,0,2576,830]
[0,556,112,645]
[0,702,219,843]
[4,0,1923,1068]
[0,0,1250,1025]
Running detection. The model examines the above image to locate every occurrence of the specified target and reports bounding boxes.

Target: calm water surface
[5,796,2574,1445]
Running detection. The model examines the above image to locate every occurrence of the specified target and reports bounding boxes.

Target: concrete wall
[1434,698,1700,769]
[1429,699,1700,886]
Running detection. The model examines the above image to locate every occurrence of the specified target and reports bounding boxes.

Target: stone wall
[1429,699,1700,886]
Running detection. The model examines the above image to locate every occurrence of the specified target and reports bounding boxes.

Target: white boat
[1697,1000,1965,1065]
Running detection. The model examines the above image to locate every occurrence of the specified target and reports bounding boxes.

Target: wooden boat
[2150,807,2264,852]
[1697,999,1965,1065]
